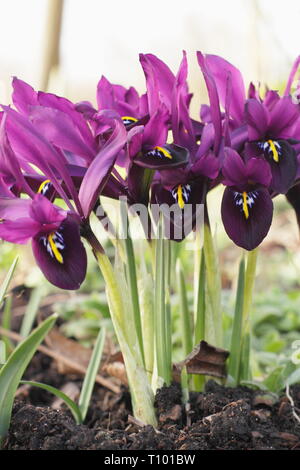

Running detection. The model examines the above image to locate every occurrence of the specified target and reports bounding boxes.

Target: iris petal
[32,215,87,290]
[134,143,189,170]
[260,140,297,194]
[221,187,273,250]
[151,179,205,241]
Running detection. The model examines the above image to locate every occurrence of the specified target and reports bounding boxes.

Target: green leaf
[20,286,45,338]
[0,341,5,366]
[203,222,222,346]
[1,296,14,355]
[176,259,193,357]
[0,257,18,306]
[0,314,57,444]
[194,250,205,345]
[228,256,245,385]
[263,366,285,393]
[154,220,170,386]
[95,250,157,426]
[120,201,144,364]
[286,368,300,386]
[20,380,82,424]
[78,327,106,422]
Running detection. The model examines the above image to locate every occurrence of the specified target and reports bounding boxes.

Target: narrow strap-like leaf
[0,314,57,443]
[20,380,82,424]
[0,257,18,306]
[228,257,245,385]
[78,327,106,422]
[20,286,45,338]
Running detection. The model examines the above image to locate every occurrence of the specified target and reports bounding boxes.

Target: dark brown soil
[2,353,300,450]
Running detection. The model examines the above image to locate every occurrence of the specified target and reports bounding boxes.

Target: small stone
[159,404,182,423]
[251,409,271,422]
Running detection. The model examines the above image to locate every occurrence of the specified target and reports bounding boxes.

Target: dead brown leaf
[46,328,93,374]
[173,340,229,380]
[102,361,128,386]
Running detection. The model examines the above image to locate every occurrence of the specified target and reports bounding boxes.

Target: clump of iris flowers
[1,52,300,425]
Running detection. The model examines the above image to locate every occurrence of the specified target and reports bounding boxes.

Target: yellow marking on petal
[37,179,51,194]
[154,146,173,159]
[121,116,138,123]
[242,191,249,219]
[267,139,279,162]
[177,184,185,209]
[48,233,63,264]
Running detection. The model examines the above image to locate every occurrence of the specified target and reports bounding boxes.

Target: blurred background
[0,0,300,381]
[0,0,300,115]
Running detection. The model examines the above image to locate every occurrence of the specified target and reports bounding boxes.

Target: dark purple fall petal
[32,214,87,290]
[266,140,297,194]
[127,162,151,204]
[286,183,300,228]
[151,179,206,241]
[221,187,273,250]
[134,143,189,170]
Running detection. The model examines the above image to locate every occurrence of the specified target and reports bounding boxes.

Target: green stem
[242,249,258,333]
[228,256,245,385]
[176,259,193,357]
[95,250,157,426]
[2,296,14,355]
[120,201,144,365]
[203,220,222,347]
[154,221,170,387]
[139,272,155,382]
[240,248,258,381]
[164,239,172,377]
[194,250,206,344]
[193,248,206,391]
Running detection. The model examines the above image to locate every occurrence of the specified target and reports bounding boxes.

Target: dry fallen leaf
[46,328,93,374]
[102,361,128,386]
[173,340,229,380]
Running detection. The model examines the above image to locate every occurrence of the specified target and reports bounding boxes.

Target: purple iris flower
[125,53,192,205]
[150,52,221,240]
[0,194,87,290]
[199,54,300,194]
[221,148,273,250]
[0,100,127,289]
[77,75,148,126]
[244,96,300,194]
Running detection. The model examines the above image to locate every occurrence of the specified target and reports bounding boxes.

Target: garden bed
[3,352,300,450]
